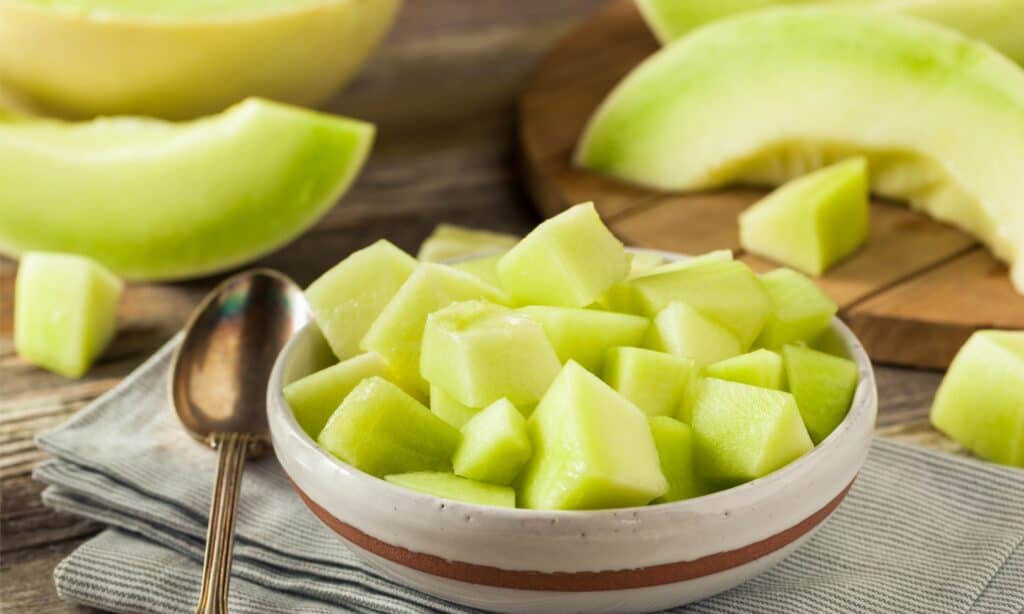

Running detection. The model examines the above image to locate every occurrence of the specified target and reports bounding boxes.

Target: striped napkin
[35,339,1024,613]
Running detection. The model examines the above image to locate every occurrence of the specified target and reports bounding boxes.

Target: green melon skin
[756,268,838,349]
[453,254,505,288]
[317,377,460,477]
[930,331,1024,466]
[430,385,482,429]
[519,306,649,373]
[603,346,694,417]
[649,416,711,503]
[282,353,392,439]
[0,98,374,281]
[576,8,1024,292]
[498,203,630,307]
[646,301,743,368]
[783,345,859,444]
[384,472,515,508]
[305,240,416,361]
[417,224,518,263]
[705,349,784,390]
[14,252,122,378]
[519,361,668,510]
[453,399,532,486]
[420,301,561,408]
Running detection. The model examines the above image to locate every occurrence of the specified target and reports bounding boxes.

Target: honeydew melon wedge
[418,225,518,263]
[283,352,393,438]
[603,347,694,417]
[518,306,649,373]
[783,345,859,443]
[756,268,837,349]
[453,399,532,486]
[705,349,784,390]
[0,98,374,280]
[646,301,743,367]
[648,416,710,503]
[385,472,515,508]
[577,8,1024,292]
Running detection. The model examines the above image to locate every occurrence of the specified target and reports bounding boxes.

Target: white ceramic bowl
[267,251,878,613]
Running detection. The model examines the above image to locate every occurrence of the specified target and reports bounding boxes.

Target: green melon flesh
[0,98,374,280]
[305,240,416,360]
[420,301,561,407]
[453,254,505,288]
[691,377,813,484]
[930,331,1024,466]
[14,252,122,378]
[649,416,711,503]
[756,268,837,349]
[498,203,629,307]
[646,301,743,367]
[629,251,665,274]
[783,345,859,444]
[740,158,869,275]
[603,347,694,417]
[361,264,507,394]
[317,377,460,477]
[577,8,1024,292]
[453,399,532,486]
[518,306,649,373]
[519,361,668,510]
[417,224,518,263]
[283,353,392,438]
[705,349,784,390]
[602,249,733,313]
[385,472,515,508]
[430,385,482,429]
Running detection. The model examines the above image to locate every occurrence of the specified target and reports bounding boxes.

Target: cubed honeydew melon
[361,264,507,394]
[306,240,416,360]
[417,225,518,263]
[783,345,859,444]
[14,252,122,378]
[649,416,710,503]
[577,8,1024,292]
[691,378,813,484]
[930,331,1024,466]
[705,349,784,390]
[646,302,743,367]
[283,353,393,438]
[756,268,838,349]
[629,251,665,274]
[0,99,374,280]
[453,399,532,486]
[603,347,694,417]
[385,472,515,508]
[317,377,460,477]
[518,306,649,373]
[421,301,561,407]
[430,385,482,429]
[740,158,869,275]
[519,361,668,510]
[453,254,505,288]
[498,203,629,307]
[602,249,733,313]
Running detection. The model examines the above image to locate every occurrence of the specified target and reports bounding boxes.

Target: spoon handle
[196,432,252,614]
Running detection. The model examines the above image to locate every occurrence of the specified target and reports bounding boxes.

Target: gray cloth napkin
[35,338,1024,614]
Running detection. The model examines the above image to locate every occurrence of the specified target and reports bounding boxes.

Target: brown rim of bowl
[291,477,855,592]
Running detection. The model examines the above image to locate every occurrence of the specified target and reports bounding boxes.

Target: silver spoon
[169,269,308,614]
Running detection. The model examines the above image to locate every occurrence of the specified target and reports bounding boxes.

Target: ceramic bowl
[267,251,878,613]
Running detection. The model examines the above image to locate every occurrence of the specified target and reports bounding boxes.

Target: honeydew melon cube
[931,331,1024,466]
[783,345,858,444]
[453,399,532,486]
[453,254,505,288]
[649,416,710,503]
[317,377,460,477]
[14,252,123,378]
[519,306,649,373]
[705,349,784,390]
[691,378,813,484]
[646,301,742,367]
[430,385,482,429]
[421,301,561,407]
[385,472,515,508]
[629,251,666,274]
[603,347,694,417]
[740,157,869,276]
[497,203,629,307]
[306,240,416,360]
[283,353,392,438]
[602,250,733,314]
[519,361,668,510]
[417,224,518,263]
[361,263,507,394]
[756,268,837,349]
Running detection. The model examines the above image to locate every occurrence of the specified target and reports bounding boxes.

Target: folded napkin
[36,339,1024,613]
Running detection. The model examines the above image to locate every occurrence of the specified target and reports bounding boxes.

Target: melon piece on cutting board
[705,349,784,390]
[519,305,649,373]
[454,399,532,486]
[417,224,518,263]
[385,472,515,508]
[603,346,694,417]
[756,268,837,349]
[649,416,711,503]
[784,345,859,444]
[283,352,393,438]
[646,301,743,367]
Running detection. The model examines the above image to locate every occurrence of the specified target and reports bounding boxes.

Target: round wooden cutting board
[517,0,1024,370]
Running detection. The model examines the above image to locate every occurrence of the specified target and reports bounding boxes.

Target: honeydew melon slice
[603,346,694,417]
[577,8,1024,292]
[14,252,122,378]
[783,345,859,443]
[317,377,460,477]
[705,349,784,390]
[518,306,649,373]
[930,331,1024,466]
[385,472,515,508]
[453,399,532,486]
[0,98,374,280]
[430,385,482,430]
[417,225,518,263]
[646,301,743,367]
[649,416,711,503]
[740,158,869,275]
[756,268,838,349]
[519,361,668,510]
[452,254,504,288]
[283,353,393,438]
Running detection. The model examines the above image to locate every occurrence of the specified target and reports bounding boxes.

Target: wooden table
[0,1,964,611]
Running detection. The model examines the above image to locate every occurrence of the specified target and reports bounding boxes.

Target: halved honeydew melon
[283,352,393,438]
[418,224,518,263]
[385,472,516,508]
[577,8,1024,292]
[0,98,374,280]
[518,305,649,373]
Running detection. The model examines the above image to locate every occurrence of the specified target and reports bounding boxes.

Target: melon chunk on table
[454,399,532,486]
[283,352,393,438]
[649,416,710,503]
[646,301,742,367]
[756,268,837,349]
[519,305,649,373]
[603,346,693,417]
[783,345,858,444]
[385,472,515,508]
[705,349,784,390]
